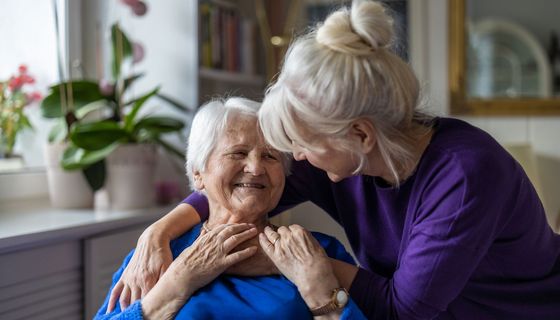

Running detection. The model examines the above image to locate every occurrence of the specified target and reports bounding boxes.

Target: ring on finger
[272,236,280,245]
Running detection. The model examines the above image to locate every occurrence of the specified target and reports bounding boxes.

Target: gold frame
[448,0,560,116]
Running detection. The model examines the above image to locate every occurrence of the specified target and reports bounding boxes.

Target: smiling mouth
[234,183,266,189]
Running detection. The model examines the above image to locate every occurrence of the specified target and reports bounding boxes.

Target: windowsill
[0,197,172,254]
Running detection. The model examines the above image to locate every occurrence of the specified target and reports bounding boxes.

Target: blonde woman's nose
[244,156,265,175]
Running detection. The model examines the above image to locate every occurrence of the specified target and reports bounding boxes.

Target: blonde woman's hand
[259,225,340,312]
[141,223,258,319]
[107,226,173,313]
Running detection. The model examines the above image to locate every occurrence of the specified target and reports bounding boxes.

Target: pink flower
[18,64,28,74]
[98,79,115,96]
[131,1,148,16]
[132,42,145,64]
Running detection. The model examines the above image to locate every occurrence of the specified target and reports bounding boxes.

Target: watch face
[335,289,349,307]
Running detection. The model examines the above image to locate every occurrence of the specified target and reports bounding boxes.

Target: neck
[206,205,270,232]
[364,127,434,185]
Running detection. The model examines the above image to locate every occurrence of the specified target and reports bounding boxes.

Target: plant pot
[106,144,157,210]
[0,155,25,172]
[44,142,94,208]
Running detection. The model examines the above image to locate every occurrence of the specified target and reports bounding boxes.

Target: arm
[98,224,259,320]
[347,156,517,319]
[107,200,206,312]
[260,225,367,320]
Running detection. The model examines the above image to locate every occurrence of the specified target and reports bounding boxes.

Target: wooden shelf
[199,67,266,87]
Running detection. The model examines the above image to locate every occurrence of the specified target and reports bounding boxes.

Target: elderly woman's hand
[260,225,341,315]
[107,225,173,313]
[141,223,259,319]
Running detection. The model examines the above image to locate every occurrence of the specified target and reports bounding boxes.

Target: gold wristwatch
[310,288,349,316]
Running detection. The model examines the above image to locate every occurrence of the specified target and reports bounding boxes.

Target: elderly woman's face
[195,114,285,218]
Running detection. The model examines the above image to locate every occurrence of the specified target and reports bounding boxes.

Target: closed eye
[227,151,247,160]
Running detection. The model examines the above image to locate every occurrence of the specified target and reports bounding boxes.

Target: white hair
[259,0,431,186]
[186,97,291,192]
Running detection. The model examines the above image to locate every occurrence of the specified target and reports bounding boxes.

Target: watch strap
[310,288,348,316]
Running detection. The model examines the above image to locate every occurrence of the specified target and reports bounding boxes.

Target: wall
[417,0,560,229]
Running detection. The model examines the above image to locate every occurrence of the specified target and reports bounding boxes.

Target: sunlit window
[0,0,65,170]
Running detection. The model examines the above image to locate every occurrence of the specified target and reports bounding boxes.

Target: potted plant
[41,11,190,209]
[0,65,42,171]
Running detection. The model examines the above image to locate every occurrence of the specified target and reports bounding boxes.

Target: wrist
[298,276,340,309]
[143,223,171,244]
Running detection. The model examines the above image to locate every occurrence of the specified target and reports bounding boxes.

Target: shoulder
[419,117,520,188]
[311,231,355,265]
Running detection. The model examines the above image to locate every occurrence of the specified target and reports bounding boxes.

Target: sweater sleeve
[94,251,144,320]
[182,192,210,221]
[349,152,522,319]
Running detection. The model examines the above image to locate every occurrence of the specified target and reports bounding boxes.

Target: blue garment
[95,223,366,319]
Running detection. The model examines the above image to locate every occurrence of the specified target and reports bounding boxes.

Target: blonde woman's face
[195,114,285,219]
[290,125,360,182]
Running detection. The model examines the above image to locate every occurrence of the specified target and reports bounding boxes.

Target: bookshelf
[195,0,266,104]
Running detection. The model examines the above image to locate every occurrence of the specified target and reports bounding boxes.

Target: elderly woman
[96,97,365,319]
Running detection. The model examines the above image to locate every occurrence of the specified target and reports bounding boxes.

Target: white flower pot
[44,142,94,208]
[106,144,157,210]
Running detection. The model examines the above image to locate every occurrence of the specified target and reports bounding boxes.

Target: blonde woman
[109,1,560,319]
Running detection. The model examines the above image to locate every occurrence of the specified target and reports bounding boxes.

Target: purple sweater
[184,118,560,319]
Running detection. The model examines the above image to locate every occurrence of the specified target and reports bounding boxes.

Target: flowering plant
[0,65,42,158]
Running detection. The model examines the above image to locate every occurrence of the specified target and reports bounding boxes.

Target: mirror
[449,0,560,115]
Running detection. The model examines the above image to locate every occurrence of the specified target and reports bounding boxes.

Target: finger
[224,246,258,266]
[107,281,124,313]
[130,286,141,305]
[218,223,255,239]
[119,285,131,311]
[263,225,279,243]
[277,225,291,237]
[259,233,275,256]
[222,227,258,252]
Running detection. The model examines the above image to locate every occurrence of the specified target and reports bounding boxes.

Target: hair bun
[316,0,393,55]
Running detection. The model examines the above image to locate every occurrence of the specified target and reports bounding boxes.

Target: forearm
[149,203,201,241]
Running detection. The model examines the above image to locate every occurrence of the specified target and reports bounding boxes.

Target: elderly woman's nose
[243,156,265,175]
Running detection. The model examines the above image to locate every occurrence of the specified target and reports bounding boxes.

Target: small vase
[44,142,94,208]
[106,143,157,210]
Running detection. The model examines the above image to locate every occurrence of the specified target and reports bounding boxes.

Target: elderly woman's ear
[193,170,205,190]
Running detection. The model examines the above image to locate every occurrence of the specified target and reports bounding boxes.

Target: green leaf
[61,143,119,170]
[82,160,106,191]
[111,23,133,79]
[124,87,160,132]
[70,121,128,150]
[41,80,105,118]
[123,73,145,93]
[75,100,109,120]
[134,116,185,135]
[48,119,68,143]
[156,93,192,112]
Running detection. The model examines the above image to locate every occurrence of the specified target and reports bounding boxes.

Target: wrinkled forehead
[220,114,270,149]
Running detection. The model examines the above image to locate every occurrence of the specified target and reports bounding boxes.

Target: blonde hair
[259,0,431,186]
[186,97,291,192]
